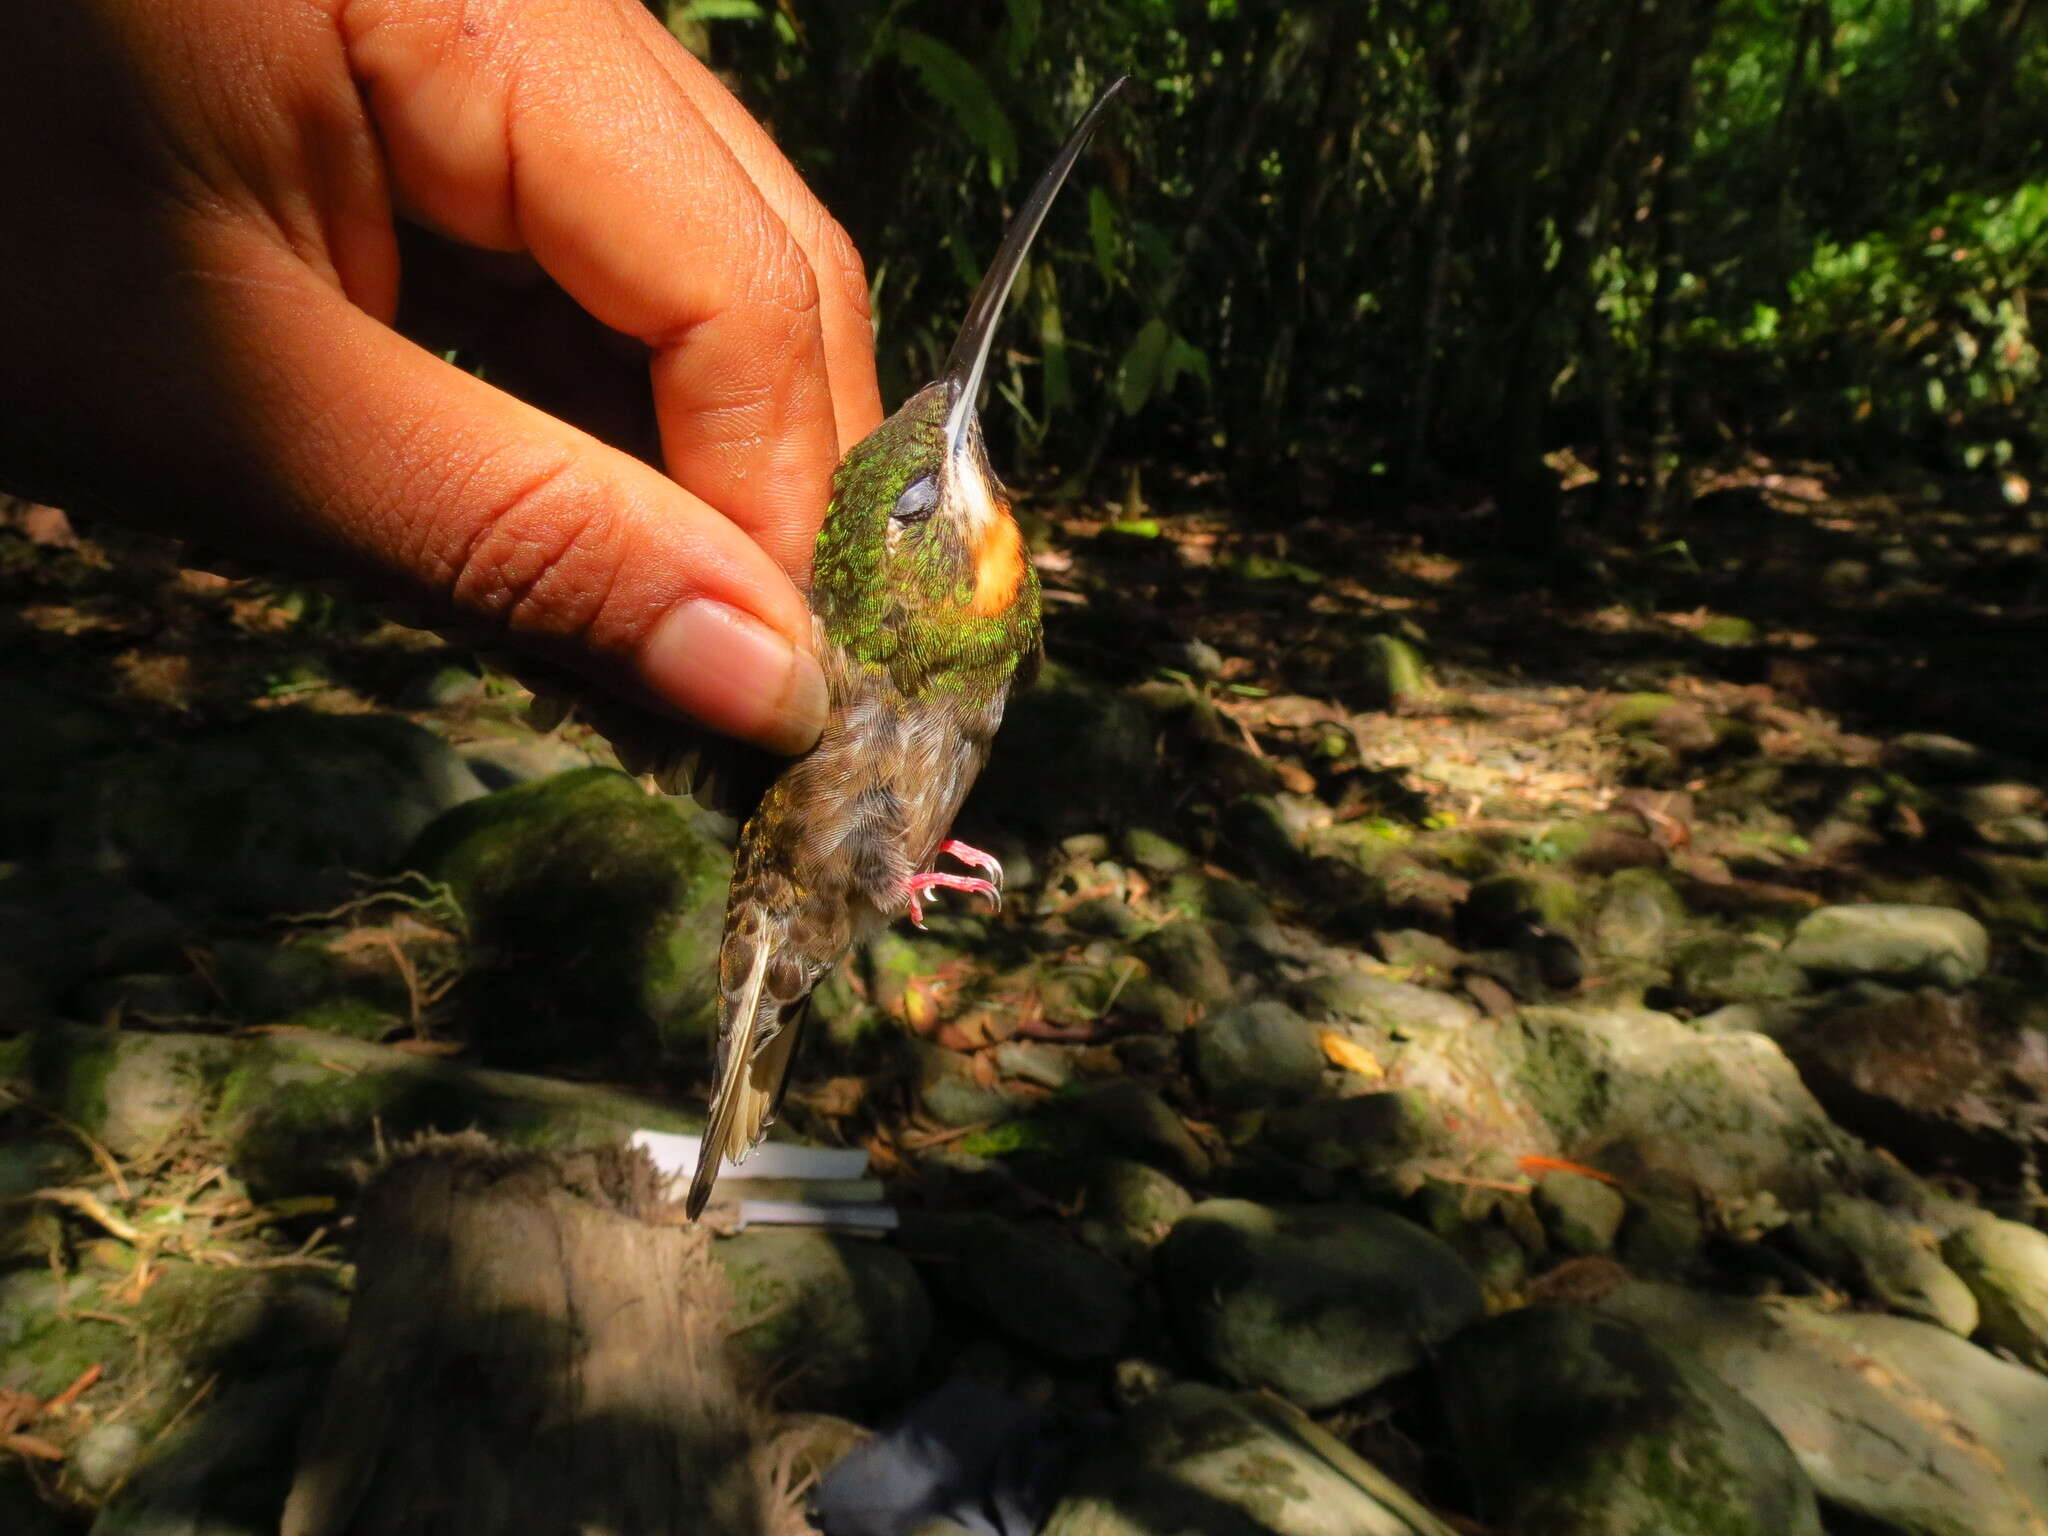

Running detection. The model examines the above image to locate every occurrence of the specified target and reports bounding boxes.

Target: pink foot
[904,870,1002,928]
[937,838,1005,888]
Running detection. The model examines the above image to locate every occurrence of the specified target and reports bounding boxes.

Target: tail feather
[686,935,815,1218]
[687,936,772,1218]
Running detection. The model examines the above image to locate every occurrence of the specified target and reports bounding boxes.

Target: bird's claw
[937,838,1004,889]
[905,870,1003,927]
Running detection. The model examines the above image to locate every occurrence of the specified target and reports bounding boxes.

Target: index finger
[339,0,882,578]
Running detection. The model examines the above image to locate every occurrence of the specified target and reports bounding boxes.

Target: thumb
[191,236,829,756]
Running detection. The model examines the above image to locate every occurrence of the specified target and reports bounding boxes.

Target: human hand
[0,0,884,754]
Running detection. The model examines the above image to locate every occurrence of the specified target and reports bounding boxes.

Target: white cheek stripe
[949,450,1001,538]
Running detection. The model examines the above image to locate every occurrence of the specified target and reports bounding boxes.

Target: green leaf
[892,31,1017,185]
[1162,333,1211,391]
[1114,317,1172,416]
[999,0,1041,73]
[1035,264,1072,417]
[670,0,765,21]
[1088,186,1120,286]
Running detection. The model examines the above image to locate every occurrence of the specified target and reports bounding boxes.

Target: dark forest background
[662,0,2048,539]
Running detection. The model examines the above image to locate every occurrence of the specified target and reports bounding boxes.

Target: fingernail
[640,601,825,755]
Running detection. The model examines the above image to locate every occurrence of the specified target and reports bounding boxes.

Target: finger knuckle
[816,214,873,324]
[435,454,622,642]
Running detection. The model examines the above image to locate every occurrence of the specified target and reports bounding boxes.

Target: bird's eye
[891,476,939,524]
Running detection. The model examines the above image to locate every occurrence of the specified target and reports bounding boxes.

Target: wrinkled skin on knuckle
[814,212,873,326]
[433,453,632,645]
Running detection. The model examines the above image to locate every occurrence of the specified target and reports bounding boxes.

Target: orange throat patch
[968,510,1026,617]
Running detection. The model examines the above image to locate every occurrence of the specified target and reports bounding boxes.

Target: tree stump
[282,1134,765,1536]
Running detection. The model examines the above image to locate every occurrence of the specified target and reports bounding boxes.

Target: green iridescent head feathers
[810,78,1128,692]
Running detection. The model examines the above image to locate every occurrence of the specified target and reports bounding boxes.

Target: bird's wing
[510,655,777,822]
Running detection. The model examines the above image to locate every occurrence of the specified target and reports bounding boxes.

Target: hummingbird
[686,80,1130,1218]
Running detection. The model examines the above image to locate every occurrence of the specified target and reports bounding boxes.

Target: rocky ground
[6,457,2048,1535]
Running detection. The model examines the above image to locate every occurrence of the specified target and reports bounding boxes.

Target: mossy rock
[409,768,730,1066]
[966,664,1156,839]
[64,710,488,920]
[0,680,123,861]
[1464,871,1586,945]
[1355,634,1438,711]
[1438,1307,1822,1536]
[1697,615,1758,648]
[1671,935,1809,1008]
[714,1230,931,1413]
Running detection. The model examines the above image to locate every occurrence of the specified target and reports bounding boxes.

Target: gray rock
[1043,1383,1461,1536]
[410,767,731,1064]
[991,1040,1073,1090]
[1957,782,2043,820]
[1158,1200,1484,1408]
[1221,794,1320,888]
[75,971,215,1023]
[1115,978,1194,1034]
[13,1024,706,1199]
[1078,1158,1193,1262]
[715,1230,932,1412]
[1070,1081,1211,1183]
[1121,828,1195,874]
[967,666,1157,839]
[458,725,603,790]
[30,1029,239,1158]
[1601,1279,2048,1536]
[1783,904,1989,988]
[1671,935,1809,1007]
[1943,1215,2048,1370]
[1791,1194,1978,1335]
[1164,639,1226,679]
[1375,928,1465,977]
[1291,971,1477,1031]
[1512,1007,1855,1210]
[1885,733,1991,782]
[1534,1169,1628,1256]
[917,1042,1023,1129]
[398,662,486,709]
[0,680,122,860]
[920,1215,1135,1362]
[0,865,186,1012]
[91,1367,326,1536]
[1976,814,2048,847]
[1063,895,1144,939]
[1769,987,2028,1179]
[1162,873,1273,931]
[1264,1093,1438,1185]
[1619,1192,1709,1275]
[1193,1001,1321,1108]
[68,710,489,920]
[1590,869,1687,962]
[71,1422,146,1493]
[1135,920,1235,1009]
[1437,1307,1821,1536]
[1356,634,1436,711]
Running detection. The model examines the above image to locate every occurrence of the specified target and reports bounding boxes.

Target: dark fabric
[812,1379,1087,1536]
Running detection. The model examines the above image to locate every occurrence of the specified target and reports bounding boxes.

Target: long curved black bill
[942,76,1130,455]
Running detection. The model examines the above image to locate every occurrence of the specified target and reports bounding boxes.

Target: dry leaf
[901,983,937,1033]
[0,1389,38,1438]
[1,1432,66,1461]
[790,1077,866,1118]
[389,1039,465,1058]
[1317,1030,1384,1079]
[1517,1154,1620,1187]
[1526,1256,1631,1305]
